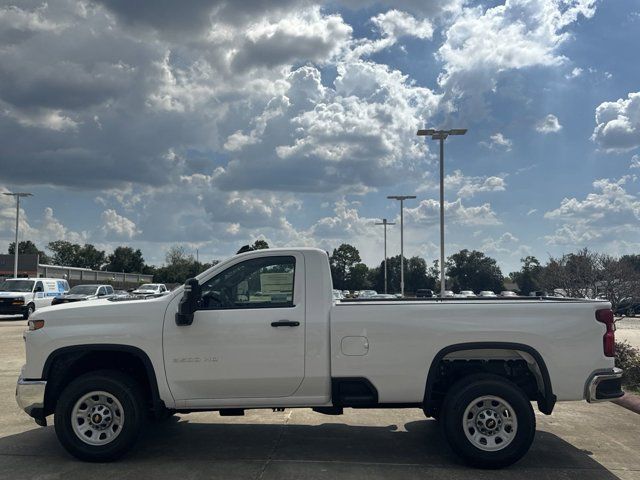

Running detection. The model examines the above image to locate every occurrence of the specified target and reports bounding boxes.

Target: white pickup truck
[16,248,623,468]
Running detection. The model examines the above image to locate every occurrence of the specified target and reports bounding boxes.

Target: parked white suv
[16,248,623,468]
[0,278,69,319]
[131,283,168,296]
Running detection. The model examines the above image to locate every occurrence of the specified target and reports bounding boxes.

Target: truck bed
[330,297,610,404]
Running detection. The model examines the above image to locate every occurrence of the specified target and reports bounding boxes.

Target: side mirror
[175,278,202,326]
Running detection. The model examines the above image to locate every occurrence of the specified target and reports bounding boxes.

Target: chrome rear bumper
[586,367,624,403]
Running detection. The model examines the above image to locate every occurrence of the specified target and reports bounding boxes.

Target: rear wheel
[440,374,535,469]
[54,370,145,462]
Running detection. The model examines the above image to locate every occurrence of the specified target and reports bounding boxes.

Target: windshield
[137,284,157,290]
[0,280,34,293]
[68,285,99,295]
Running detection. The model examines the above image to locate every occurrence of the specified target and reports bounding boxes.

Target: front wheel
[22,304,34,320]
[54,370,145,462]
[440,374,536,469]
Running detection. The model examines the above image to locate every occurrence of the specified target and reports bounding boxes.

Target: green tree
[405,257,437,293]
[446,249,505,294]
[620,254,640,274]
[45,241,107,269]
[8,240,49,263]
[105,246,146,273]
[252,239,269,250]
[75,244,107,270]
[154,245,216,283]
[237,239,270,254]
[509,256,543,295]
[370,255,437,294]
[47,240,80,266]
[347,263,370,290]
[330,244,361,290]
[369,255,401,293]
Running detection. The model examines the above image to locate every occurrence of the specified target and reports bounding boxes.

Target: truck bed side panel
[330,300,612,403]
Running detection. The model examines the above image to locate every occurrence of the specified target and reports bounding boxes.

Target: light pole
[387,195,416,297]
[374,218,395,293]
[416,128,467,298]
[3,192,33,278]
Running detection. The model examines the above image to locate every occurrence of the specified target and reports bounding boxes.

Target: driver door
[163,253,306,404]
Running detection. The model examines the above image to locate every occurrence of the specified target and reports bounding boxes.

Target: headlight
[11,297,25,305]
[27,319,45,331]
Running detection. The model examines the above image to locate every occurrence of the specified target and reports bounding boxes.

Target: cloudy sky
[1,0,639,273]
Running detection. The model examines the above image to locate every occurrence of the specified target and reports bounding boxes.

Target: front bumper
[16,370,46,419]
[0,304,27,315]
[586,367,624,403]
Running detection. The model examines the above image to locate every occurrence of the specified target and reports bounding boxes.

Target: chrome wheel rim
[71,391,124,446]
[463,395,517,452]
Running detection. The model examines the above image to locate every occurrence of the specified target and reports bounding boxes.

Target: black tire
[440,374,535,469]
[22,304,34,320]
[54,370,145,462]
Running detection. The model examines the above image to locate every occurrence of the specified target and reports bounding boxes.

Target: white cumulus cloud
[437,0,597,112]
[536,114,563,134]
[592,92,640,152]
[101,209,141,239]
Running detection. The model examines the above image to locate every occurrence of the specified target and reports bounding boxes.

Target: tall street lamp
[3,192,33,278]
[387,195,416,297]
[374,218,395,294]
[416,128,467,298]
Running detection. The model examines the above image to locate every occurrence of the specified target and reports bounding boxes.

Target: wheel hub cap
[463,395,518,452]
[71,391,124,446]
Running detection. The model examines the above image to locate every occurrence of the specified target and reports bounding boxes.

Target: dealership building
[0,254,153,287]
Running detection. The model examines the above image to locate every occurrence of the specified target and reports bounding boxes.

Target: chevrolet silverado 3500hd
[16,248,623,468]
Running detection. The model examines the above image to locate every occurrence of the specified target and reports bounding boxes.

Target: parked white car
[0,278,69,319]
[131,283,168,296]
[17,248,622,468]
[369,293,396,299]
[459,290,476,297]
[358,290,378,298]
[500,291,518,297]
[442,290,455,297]
[479,291,497,297]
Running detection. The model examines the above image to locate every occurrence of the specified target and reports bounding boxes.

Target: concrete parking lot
[1,317,639,480]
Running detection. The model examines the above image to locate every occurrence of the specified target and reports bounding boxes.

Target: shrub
[615,341,640,391]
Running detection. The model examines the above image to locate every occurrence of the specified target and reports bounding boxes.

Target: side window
[98,287,107,296]
[106,286,114,294]
[200,256,295,310]
[34,281,44,293]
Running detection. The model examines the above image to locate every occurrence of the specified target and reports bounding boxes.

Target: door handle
[271,320,300,327]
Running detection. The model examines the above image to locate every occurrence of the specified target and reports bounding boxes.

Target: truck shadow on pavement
[0,416,619,479]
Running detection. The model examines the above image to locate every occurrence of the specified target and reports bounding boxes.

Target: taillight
[595,309,615,357]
